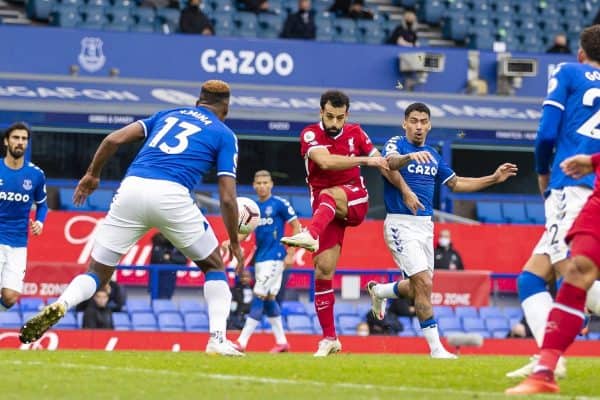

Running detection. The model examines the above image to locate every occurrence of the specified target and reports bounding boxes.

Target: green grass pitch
[2,351,600,400]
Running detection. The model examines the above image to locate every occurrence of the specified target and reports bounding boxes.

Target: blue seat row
[476,201,544,224]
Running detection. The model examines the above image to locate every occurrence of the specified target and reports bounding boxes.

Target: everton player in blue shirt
[20,80,245,356]
[233,170,301,353]
[0,122,47,312]
[507,25,600,381]
[367,102,517,358]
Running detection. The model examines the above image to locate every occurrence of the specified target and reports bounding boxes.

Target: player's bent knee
[0,290,19,307]
[91,244,123,267]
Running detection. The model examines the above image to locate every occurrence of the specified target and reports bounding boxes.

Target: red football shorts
[312,182,369,254]
[566,194,600,269]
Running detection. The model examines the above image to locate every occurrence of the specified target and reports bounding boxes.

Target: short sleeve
[436,154,456,185]
[279,197,298,222]
[216,130,238,178]
[358,127,376,156]
[300,128,323,159]
[382,136,401,157]
[543,63,571,111]
[137,110,167,138]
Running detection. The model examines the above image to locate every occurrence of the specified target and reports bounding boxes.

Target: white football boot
[506,355,566,379]
[367,281,386,321]
[206,338,245,357]
[281,229,319,253]
[313,338,342,357]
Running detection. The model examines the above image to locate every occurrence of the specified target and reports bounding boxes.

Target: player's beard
[7,146,25,159]
[322,120,342,137]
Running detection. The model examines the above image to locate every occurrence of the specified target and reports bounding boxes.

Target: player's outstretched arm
[309,147,389,170]
[446,163,518,192]
[218,175,244,272]
[560,154,597,179]
[73,123,145,206]
[386,151,434,170]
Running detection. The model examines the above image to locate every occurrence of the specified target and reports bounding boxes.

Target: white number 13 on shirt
[148,116,202,154]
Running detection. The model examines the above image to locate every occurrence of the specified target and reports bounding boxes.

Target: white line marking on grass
[3,360,598,400]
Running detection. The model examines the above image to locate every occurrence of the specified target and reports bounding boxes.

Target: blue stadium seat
[179,299,206,314]
[525,202,545,224]
[131,312,158,330]
[304,302,316,317]
[332,18,357,43]
[515,2,535,16]
[183,312,209,331]
[55,312,78,329]
[88,190,114,211]
[105,6,132,25]
[257,12,283,39]
[479,306,503,319]
[0,312,22,328]
[132,7,155,25]
[312,315,322,334]
[158,312,184,331]
[335,302,356,316]
[290,195,312,217]
[486,317,510,334]
[492,330,508,338]
[315,17,333,41]
[129,22,154,32]
[50,6,81,28]
[112,0,135,8]
[455,306,478,319]
[80,5,107,25]
[462,317,486,332]
[126,299,152,314]
[468,30,495,50]
[20,297,45,312]
[418,0,444,25]
[503,306,523,319]
[442,15,468,41]
[438,317,463,333]
[355,302,372,317]
[112,312,131,330]
[338,315,362,335]
[519,34,544,53]
[26,0,56,20]
[152,299,178,314]
[286,314,314,333]
[356,19,385,44]
[103,20,130,31]
[398,316,412,331]
[156,8,180,32]
[86,0,109,7]
[502,202,528,224]
[233,11,258,30]
[476,201,503,223]
[211,11,234,36]
[282,300,307,316]
[433,305,454,318]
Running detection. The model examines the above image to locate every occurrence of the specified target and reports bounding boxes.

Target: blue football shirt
[254,196,297,262]
[127,106,238,191]
[382,136,455,217]
[542,63,600,190]
[0,161,47,247]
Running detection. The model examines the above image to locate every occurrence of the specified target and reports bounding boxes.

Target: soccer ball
[237,197,260,234]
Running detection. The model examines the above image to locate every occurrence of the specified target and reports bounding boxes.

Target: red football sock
[308,193,336,239]
[538,283,586,372]
[315,279,336,339]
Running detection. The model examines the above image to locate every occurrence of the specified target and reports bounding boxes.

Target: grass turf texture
[1,351,600,399]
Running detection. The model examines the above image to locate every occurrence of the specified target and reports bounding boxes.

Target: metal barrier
[116,265,519,301]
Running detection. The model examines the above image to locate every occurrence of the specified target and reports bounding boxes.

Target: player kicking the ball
[281,90,389,357]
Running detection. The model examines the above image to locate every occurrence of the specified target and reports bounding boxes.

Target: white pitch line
[2,359,599,400]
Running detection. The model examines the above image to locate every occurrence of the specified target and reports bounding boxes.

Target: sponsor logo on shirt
[0,191,30,202]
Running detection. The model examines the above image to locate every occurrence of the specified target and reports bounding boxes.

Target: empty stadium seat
[338,315,362,335]
[433,305,454,318]
[20,297,45,312]
[438,317,463,332]
[286,314,314,333]
[334,301,356,316]
[356,19,384,44]
[281,300,307,316]
[158,312,184,331]
[257,13,283,39]
[26,0,56,20]
[332,18,357,43]
[55,312,78,329]
[503,306,523,319]
[112,312,131,330]
[476,201,503,223]
[479,306,503,319]
[184,312,209,331]
[132,7,155,25]
[525,202,545,224]
[454,306,478,319]
[126,299,152,314]
[156,8,180,32]
[312,315,322,334]
[485,317,510,335]
[502,202,528,224]
[131,312,158,330]
[152,299,178,314]
[179,299,206,314]
[418,0,444,25]
[211,11,234,36]
[462,317,486,332]
[442,15,468,41]
[0,312,22,328]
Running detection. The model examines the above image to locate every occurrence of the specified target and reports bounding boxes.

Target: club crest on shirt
[23,179,32,190]
[348,138,355,153]
[303,131,315,143]
[265,206,273,216]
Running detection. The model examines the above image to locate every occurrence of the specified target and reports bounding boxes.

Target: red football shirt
[300,122,376,190]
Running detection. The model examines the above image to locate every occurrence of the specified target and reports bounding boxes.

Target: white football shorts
[533,186,593,264]
[253,260,285,297]
[0,245,27,292]
[384,214,434,277]
[92,176,218,266]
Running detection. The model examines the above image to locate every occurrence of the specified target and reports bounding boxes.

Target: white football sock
[522,291,553,348]
[204,279,232,340]
[422,324,445,353]
[586,281,600,315]
[237,317,260,347]
[373,282,399,299]
[58,274,98,310]
[268,316,288,344]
